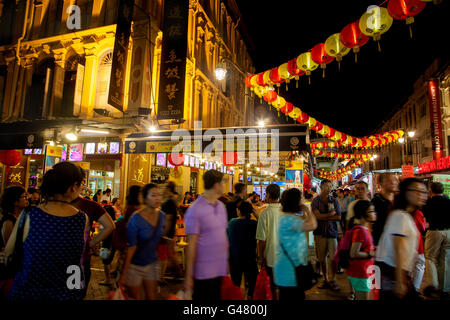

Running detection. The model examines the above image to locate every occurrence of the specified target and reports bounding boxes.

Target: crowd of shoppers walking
[1,163,449,301]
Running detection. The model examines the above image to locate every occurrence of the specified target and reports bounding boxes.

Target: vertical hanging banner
[157,0,189,120]
[108,0,134,112]
[428,79,443,160]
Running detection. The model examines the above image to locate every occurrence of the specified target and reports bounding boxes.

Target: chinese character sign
[157,0,189,120]
[108,0,134,112]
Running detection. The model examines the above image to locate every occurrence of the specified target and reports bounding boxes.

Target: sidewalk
[85,256,351,300]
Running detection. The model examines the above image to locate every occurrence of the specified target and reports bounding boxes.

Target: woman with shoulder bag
[119,184,166,300]
[5,162,90,301]
[274,188,318,301]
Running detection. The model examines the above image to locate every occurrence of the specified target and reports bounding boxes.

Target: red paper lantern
[263,90,277,103]
[340,20,370,62]
[222,152,238,166]
[311,43,335,77]
[326,128,336,138]
[297,112,309,124]
[168,152,185,167]
[281,102,294,114]
[269,68,283,85]
[323,142,329,149]
[287,58,305,88]
[387,0,426,31]
[351,137,358,146]
[315,122,323,131]
[245,76,253,88]
[0,150,21,167]
[256,73,266,87]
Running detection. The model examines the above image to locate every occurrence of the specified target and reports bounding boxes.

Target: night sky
[235,0,449,137]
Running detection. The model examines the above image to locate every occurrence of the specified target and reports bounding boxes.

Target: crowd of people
[0,163,449,301]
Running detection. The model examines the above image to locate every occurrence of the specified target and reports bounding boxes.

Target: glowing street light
[258,120,265,127]
[398,137,405,143]
[408,131,415,138]
[65,132,77,141]
[149,125,157,133]
[214,63,227,81]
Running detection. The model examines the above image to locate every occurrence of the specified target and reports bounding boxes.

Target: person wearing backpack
[345,200,377,300]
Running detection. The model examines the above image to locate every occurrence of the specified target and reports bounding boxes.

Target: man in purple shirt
[184,169,228,301]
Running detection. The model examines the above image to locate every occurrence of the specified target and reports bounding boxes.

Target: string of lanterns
[310,147,372,160]
[253,85,405,148]
[315,158,368,179]
[246,0,428,91]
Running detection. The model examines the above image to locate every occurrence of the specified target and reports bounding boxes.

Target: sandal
[329,281,340,292]
[318,281,330,289]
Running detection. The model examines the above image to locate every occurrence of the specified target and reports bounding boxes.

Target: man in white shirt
[256,184,281,299]
[100,188,112,203]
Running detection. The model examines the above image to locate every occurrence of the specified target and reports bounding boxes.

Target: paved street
[85,255,351,300]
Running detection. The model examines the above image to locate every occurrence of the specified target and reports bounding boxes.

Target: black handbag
[0,210,28,280]
[280,241,318,291]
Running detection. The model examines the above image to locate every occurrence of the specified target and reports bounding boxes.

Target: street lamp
[408,131,415,138]
[398,137,405,143]
[214,63,227,81]
[258,120,265,127]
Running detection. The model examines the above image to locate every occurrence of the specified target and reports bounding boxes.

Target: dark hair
[126,185,141,206]
[237,201,254,220]
[40,162,85,198]
[105,188,111,194]
[378,172,394,185]
[141,183,158,200]
[227,192,234,197]
[393,178,425,211]
[112,197,119,205]
[203,170,223,190]
[96,189,102,195]
[166,181,176,194]
[305,192,314,201]
[355,181,368,189]
[27,188,39,195]
[1,186,26,214]
[101,200,108,204]
[353,200,372,220]
[320,179,331,186]
[281,188,302,213]
[431,182,444,194]
[234,183,246,194]
[266,184,281,201]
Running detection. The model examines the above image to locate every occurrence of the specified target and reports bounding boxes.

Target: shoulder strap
[134,212,162,256]
[280,239,297,269]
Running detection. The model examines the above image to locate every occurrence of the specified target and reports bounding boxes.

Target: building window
[420,102,427,118]
[95,51,116,115]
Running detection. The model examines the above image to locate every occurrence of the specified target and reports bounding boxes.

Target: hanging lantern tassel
[336,55,342,71]
[321,63,326,78]
[285,79,290,91]
[295,76,299,88]
[306,71,311,85]
[374,33,382,52]
[353,46,360,63]
[278,110,280,117]
[406,17,414,39]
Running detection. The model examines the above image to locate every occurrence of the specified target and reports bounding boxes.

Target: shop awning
[124,124,309,154]
[0,120,83,150]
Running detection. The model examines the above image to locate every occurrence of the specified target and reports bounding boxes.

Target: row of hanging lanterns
[246,0,429,90]
[253,85,405,149]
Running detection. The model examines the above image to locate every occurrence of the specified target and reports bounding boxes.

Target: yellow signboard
[72,161,91,170]
[45,145,63,158]
[285,160,303,171]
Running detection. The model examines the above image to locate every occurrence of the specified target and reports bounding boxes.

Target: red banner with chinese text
[428,80,443,160]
